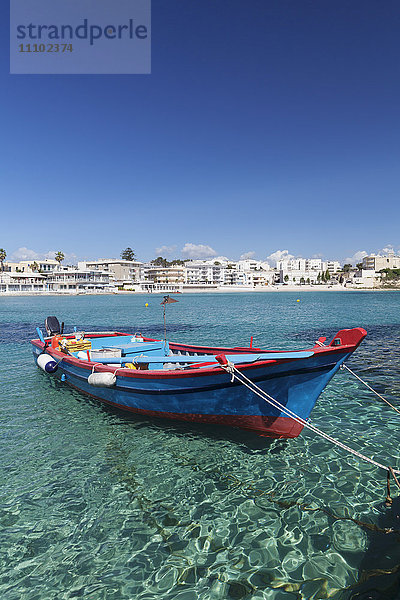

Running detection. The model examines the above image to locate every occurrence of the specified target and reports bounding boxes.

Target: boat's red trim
[30,342,357,379]
[66,381,304,438]
[31,328,367,380]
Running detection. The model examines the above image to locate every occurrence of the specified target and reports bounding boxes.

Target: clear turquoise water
[1,292,400,599]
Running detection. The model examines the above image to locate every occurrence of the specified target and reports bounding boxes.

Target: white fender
[37,353,58,373]
[87,372,116,387]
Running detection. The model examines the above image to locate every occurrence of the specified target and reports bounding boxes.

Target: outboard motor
[45,316,64,337]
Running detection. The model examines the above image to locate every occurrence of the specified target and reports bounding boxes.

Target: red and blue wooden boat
[31,321,366,438]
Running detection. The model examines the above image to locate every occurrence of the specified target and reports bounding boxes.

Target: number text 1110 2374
[18,43,73,53]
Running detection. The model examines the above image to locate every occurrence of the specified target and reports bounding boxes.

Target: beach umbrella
[161,295,179,342]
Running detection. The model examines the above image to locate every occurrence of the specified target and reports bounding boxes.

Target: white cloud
[214,256,229,262]
[344,250,368,266]
[378,245,395,255]
[240,251,256,260]
[266,249,295,266]
[63,253,78,263]
[10,247,40,260]
[181,243,217,259]
[155,245,177,256]
[9,247,77,263]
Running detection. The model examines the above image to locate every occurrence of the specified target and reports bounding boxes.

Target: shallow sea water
[1,292,400,600]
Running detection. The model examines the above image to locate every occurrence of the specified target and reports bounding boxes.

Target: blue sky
[1,0,399,265]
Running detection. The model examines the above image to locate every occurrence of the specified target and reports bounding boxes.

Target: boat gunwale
[30,327,366,380]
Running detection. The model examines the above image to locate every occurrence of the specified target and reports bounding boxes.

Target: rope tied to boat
[215,355,400,488]
[222,360,236,383]
[316,338,400,416]
[340,363,400,416]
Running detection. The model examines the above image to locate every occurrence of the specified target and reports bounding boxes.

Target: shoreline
[1,285,399,297]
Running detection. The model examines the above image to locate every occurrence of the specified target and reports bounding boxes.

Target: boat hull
[31,328,366,438]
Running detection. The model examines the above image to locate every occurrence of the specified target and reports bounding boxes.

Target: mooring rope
[54,355,65,367]
[172,450,400,534]
[315,339,400,416]
[340,363,400,416]
[219,360,400,479]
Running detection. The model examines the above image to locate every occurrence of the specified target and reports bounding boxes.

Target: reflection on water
[1,292,400,599]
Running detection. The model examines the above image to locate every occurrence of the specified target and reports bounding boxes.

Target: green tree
[55,251,64,264]
[54,250,64,265]
[356,263,363,270]
[31,261,39,272]
[317,272,321,283]
[284,274,289,282]
[0,248,6,271]
[151,256,169,267]
[325,269,331,280]
[300,277,305,285]
[379,268,400,281]
[306,277,310,284]
[343,264,352,273]
[121,247,135,261]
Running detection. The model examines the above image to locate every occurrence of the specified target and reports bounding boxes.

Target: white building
[78,259,142,287]
[184,260,225,286]
[236,260,275,286]
[221,265,246,286]
[140,265,185,293]
[47,267,112,293]
[276,257,341,284]
[183,259,276,288]
[323,260,341,273]
[5,259,59,273]
[347,270,380,288]
[0,271,48,294]
[362,253,400,271]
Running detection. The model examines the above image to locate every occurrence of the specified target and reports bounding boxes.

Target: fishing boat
[30,314,367,439]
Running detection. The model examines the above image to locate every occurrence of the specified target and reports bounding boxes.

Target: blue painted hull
[31,328,366,438]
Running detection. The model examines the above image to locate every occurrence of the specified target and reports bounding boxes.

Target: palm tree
[55,251,64,265]
[0,248,6,271]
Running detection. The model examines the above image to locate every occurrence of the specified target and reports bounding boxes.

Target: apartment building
[78,259,142,287]
[184,259,275,287]
[362,253,400,271]
[276,258,341,284]
[140,265,185,292]
[5,259,59,273]
[184,261,224,285]
[47,267,112,293]
[0,271,48,293]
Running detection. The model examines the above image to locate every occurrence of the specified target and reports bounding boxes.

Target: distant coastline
[1,284,399,297]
